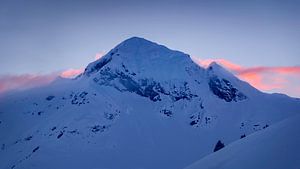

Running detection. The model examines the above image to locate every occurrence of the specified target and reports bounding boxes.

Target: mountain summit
[84,37,197,80]
[1,37,299,169]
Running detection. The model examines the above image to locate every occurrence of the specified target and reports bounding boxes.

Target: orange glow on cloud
[195,57,300,96]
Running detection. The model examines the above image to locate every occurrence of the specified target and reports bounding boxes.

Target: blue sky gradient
[0,0,299,75]
[0,0,300,97]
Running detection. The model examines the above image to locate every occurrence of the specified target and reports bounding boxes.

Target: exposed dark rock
[71,91,89,106]
[205,117,211,124]
[209,76,247,102]
[46,96,55,101]
[104,111,120,120]
[169,82,198,102]
[93,67,197,102]
[160,109,173,117]
[57,132,64,139]
[263,124,269,129]
[240,134,246,139]
[84,55,112,75]
[189,110,204,127]
[79,91,88,98]
[200,102,204,109]
[32,146,39,153]
[91,125,109,133]
[24,136,33,141]
[68,129,79,135]
[190,120,198,126]
[213,140,225,152]
[94,68,161,102]
[14,139,21,145]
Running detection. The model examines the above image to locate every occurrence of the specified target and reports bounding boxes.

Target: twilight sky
[0,0,300,97]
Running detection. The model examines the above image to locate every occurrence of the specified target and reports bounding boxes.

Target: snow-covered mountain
[184,114,300,169]
[0,37,299,169]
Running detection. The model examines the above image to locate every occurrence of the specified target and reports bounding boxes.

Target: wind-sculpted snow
[0,37,300,169]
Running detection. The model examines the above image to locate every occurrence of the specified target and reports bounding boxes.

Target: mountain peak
[2,37,300,169]
[207,61,222,70]
[83,37,194,77]
[116,36,169,53]
[118,36,156,46]
[207,61,232,75]
[122,36,151,44]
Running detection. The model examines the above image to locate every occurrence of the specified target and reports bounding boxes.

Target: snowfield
[184,114,300,169]
[0,37,299,169]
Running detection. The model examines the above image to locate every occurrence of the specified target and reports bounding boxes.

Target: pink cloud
[0,73,58,93]
[195,58,242,71]
[0,51,104,94]
[237,71,284,90]
[60,51,104,78]
[237,66,300,75]
[0,69,84,94]
[60,68,84,78]
[236,67,300,91]
[95,51,105,60]
[60,51,105,78]
[195,57,300,97]
[1,54,298,98]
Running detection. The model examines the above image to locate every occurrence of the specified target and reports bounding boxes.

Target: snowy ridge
[0,37,299,169]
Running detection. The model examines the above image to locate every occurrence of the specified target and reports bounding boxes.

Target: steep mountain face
[82,37,203,103]
[0,37,299,169]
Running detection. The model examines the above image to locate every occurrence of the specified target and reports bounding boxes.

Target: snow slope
[0,37,299,169]
[184,114,300,169]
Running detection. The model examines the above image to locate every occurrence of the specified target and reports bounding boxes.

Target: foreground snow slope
[0,37,299,169]
[184,114,300,169]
